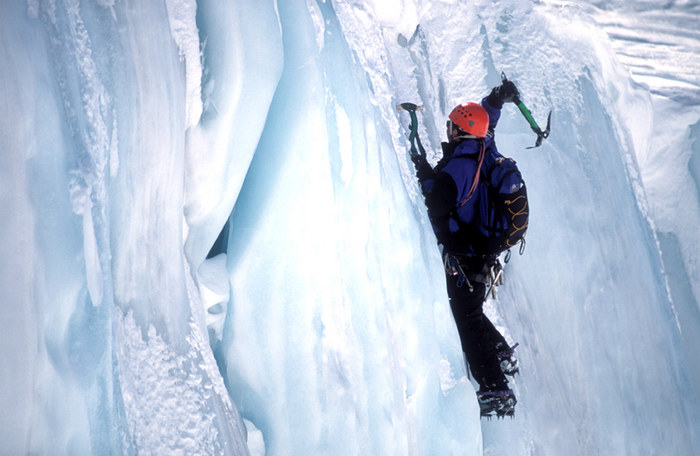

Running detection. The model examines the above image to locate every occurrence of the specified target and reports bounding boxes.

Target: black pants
[445,256,509,391]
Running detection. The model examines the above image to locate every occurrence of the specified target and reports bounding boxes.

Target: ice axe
[397,102,426,158]
[502,72,551,148]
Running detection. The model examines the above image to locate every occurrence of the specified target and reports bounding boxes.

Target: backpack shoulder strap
[458,139,486,207]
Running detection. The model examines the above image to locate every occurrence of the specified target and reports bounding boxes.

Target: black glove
[486,80,520,109]
[411,152,433,182]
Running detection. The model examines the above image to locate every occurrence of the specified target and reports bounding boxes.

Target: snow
[2,0,700,455]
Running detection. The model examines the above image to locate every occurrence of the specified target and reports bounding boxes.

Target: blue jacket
[418,97,521,255]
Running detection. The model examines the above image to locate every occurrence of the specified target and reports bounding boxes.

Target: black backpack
[457,157,529,256]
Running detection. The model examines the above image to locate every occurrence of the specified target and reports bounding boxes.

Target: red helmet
[448,102,489,138]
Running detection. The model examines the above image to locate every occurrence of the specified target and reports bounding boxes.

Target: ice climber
[406,79,528,418]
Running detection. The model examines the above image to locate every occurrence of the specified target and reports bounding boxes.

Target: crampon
[496,342,520,376]
[478,389,517,419]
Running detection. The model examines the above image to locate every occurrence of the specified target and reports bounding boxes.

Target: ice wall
[185,0,284,267]
[1,4,50,452]
[2,0,700,455]
[382,2,700,453]
[215,0,700,454]
[1,0,248,454]
[574,0,700,399]
[213,0,480,454]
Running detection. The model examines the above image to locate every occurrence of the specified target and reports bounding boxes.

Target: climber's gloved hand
[410,148,423,167]
[411,151,433,182]
[486,80,520,109]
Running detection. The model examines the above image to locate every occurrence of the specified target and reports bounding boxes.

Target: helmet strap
[448,121,478,142]
[452,133,479,141]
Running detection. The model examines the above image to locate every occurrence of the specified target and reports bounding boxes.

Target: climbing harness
[443,252,473,292]
[443,252,510,300]
[485,260,504,299]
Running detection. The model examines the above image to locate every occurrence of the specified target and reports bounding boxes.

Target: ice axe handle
[515,98,539,132]
[397,103,426,157]
[514,98,551,149]
[501,72,551,148]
